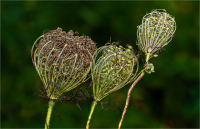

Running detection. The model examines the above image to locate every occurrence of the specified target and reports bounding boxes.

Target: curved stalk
[86,100,98,129]
[45,100,55,129]
[118,70,145,129]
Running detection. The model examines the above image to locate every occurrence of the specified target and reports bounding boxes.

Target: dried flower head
[31,27,97,100]
[137,9,176,58]
[92,44,138,101]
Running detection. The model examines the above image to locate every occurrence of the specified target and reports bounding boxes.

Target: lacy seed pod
[137,9,176,58]
[86,44,138,129]
[31,27,97,100]
[92,44,139,101]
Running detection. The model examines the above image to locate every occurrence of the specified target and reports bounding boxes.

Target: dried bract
[31,28,97,100]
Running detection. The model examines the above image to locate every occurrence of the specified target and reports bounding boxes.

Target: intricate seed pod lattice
[92,44,139,101]
[31,28,97,100]
[137,9,176,57]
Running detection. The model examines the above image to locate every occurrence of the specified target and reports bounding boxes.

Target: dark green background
[1,1,199,128]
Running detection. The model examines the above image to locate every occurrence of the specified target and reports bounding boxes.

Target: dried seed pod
[31,27,97,100]
[137,9,176,56]
[92,44,139,101]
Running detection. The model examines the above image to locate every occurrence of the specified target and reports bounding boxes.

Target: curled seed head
[92,43,138,101]
[145,63,155,74]
[137,9,176,55]
[32,27,97,99]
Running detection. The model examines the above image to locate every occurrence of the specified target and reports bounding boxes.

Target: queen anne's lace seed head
[31,27,97,100]
[137,9,176,56]
[92,44,138,101]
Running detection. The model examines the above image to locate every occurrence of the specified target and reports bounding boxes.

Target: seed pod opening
[31,28,97,99]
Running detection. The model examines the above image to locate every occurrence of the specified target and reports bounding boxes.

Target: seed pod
[91,44,139,101]
[31,27,97,100]
[137,9,176,55]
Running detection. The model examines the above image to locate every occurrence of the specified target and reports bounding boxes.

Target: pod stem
[118,71,145,129]
[146,53,151,63]
[86,100,98,129]
[45,100,55,129]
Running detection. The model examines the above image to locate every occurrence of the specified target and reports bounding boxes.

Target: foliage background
[1,1,199,128]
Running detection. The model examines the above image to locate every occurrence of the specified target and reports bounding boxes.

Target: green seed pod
[137,9,176,55]
[128,45,133,50]
[153,54,158,57]
[91,44,139,101]
[126,49,131,54]
[31,27,97,100]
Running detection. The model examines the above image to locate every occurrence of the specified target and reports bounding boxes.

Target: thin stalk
[86,100,98,129]
[45,100,55,129]
[146,53,151,63]
[118,70,145,129]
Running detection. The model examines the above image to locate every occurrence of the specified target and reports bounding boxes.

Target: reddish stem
[118,71,145,129]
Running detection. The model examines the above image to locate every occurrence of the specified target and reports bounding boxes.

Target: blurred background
[1,1,199,128]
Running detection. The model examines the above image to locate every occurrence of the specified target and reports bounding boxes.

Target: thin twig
[118,70,145,129]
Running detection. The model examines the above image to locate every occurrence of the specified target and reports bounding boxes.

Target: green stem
[86,100,97,129]
[45,100,55,129]
[146,53,151,63]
